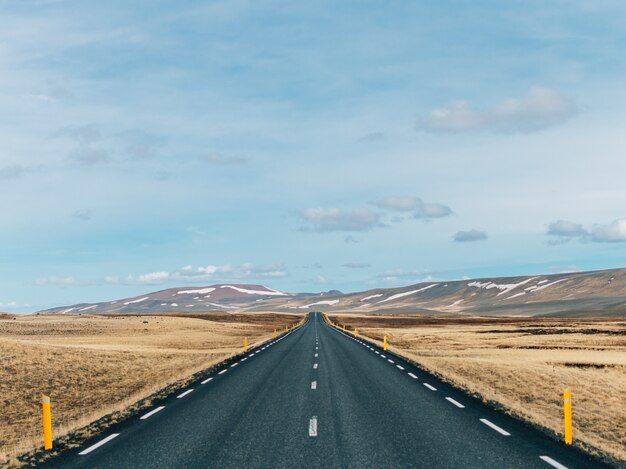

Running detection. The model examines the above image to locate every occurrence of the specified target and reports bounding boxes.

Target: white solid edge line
[423,383,437,391]
[309,416,318,437]
[201,377,213,384]
[177,389,194,399]
[218,369,227,375]
[79,433,120,455]
[140,406,165,420]
[480,419,511,436]
[408,372,418,379]
[311,381,317,389]
[396,365,405,370]
[539,456,568,469]
[445,397,465,408]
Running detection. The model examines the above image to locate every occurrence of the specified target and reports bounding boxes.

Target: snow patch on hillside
[220,285,288,296]
[124,297,149,305]
[378,284,439,303]
[177,288,215,295]
[299,300,340,309]
[360,294,383,302]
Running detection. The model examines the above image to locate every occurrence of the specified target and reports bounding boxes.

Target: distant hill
[37,269,626,317]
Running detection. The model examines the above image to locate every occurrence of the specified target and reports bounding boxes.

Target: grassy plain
[0,312,300,464]
[327,314,626,463]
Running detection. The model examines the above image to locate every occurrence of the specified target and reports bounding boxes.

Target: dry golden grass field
[327,314,626,463]
[0,312,301,465]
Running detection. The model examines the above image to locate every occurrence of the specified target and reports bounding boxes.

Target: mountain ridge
[36,268,626,317]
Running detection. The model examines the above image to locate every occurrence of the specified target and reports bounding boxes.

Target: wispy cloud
[342,262,371,269]
[104,263,288,286]
[453,229,488,242]
[300,208,383,232]
[35,276,76,286]
[373,196,453,220]
[0,165,30,180]
[204,153,248,165]
[419,87,578,133]
[72,209,93,221]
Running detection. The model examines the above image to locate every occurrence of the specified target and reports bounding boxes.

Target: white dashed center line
[445,397,465,408]
[387,359,394,364]
[396,365,405,370]
[218,370,227,375]
[201,377,213,385]
[539,456,568,469]
[423,383,437,391]
[315,353,318,357]
[381,355,386,358]
[480,419,511,436]
[375,351,380,354]
[177,389,194,399]
[230,363,238,367]
[309,417,318,437]
[313,363,318,369]
[79,434,120,455]
[311,381,317,390]
[140,406,165,420]
[408,372,418,379]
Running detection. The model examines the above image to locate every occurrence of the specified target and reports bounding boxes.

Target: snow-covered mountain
[37,268,626,317]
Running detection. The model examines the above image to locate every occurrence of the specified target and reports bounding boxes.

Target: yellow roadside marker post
[353,327,357,338]
[41,395,53,450]
[343,325,346,332]
[564,389,573,445]
[384,336,387,351]
[274,329,277,338]
[244,337,248,353]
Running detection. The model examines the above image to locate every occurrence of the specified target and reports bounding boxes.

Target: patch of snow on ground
[446,299,463,308]
[532,279,566,292]
[378,284,439,303]
[59,308,75,314]
[124,297,149,305]
[360,294,383,302]
[537,279,549,285]
[220,285,288,296]
[505,292,526,300]
[171,303,178,307]
[79,305,97,312]
[177,288,215,295]
[468,278,537,296]
[208,302,238,309]
[299,300,340,309]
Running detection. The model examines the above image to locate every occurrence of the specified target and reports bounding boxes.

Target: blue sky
[2,0,626,312]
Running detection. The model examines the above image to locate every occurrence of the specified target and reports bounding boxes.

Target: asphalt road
[44,312,610,469]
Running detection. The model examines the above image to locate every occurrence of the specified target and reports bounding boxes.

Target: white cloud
[546,218,626,243]
[300,207,383,232]
[419,87,578,133]
[547,220,588,237]
[592,219,626,243]
[453,229,488,242]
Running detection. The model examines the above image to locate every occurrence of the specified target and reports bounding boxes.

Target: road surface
[44,312,610,468]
